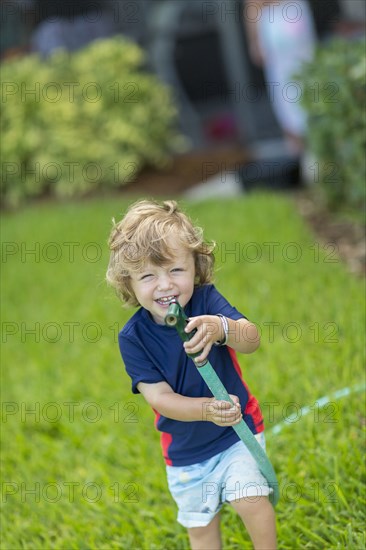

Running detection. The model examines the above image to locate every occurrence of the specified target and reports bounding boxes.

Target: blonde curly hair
[106,199,215,307]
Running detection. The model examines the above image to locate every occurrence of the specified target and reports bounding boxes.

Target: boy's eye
[140,273,154,281]
[171,268,183,273]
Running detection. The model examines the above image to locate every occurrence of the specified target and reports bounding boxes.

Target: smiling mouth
[155,295,177,306]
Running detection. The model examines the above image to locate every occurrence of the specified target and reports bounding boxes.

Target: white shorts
[166,433,272,528]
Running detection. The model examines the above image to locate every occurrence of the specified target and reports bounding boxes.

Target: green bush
[1,37,185,207]
[298,37,366,212]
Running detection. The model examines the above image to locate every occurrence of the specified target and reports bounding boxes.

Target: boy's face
[129,247,195,325]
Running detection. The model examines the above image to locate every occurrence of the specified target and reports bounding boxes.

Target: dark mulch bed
[120,146,251,196]
[293,191,365,278]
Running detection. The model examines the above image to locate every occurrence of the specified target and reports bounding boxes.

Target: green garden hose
[165,300,279,506]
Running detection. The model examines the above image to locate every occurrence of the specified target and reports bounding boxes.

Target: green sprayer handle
[165,300,279,506]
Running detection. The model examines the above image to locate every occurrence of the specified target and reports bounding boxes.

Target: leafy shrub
[1,37,185,207]
[298,37,366,212]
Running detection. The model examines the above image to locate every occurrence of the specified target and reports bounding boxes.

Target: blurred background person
[243,0,316,156]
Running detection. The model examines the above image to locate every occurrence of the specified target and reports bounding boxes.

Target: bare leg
[188,512,222,550]
[284,131,304,156]
[230,496,276,550]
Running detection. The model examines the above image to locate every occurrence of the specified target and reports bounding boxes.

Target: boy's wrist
[214,314,229,346]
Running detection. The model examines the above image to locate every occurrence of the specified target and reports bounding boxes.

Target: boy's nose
[157,275,173,291]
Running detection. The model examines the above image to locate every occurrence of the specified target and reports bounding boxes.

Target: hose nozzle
[164,300,180,326]
[164,300,206,365]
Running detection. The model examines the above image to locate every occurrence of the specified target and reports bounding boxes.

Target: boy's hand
[183,315,223,363]
[203,394,242,426]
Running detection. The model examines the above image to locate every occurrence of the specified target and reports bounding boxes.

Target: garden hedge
[298,37,366,212]
[1,36,184,207]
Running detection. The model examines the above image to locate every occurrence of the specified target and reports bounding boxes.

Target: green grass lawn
[1,193,365,549]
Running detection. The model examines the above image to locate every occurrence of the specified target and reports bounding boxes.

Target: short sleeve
[119,334,166,394]
[206,285,247,320]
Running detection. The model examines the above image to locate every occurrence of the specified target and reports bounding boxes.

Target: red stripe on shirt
[153,409,173,465]
[227,347,264,431]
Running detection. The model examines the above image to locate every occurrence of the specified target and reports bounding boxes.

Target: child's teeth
[158,296,175,303]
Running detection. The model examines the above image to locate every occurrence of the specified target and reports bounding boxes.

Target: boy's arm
[137,381,242,426]
[184,315,260,363]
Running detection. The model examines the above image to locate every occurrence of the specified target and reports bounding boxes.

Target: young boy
[106,199,276,549]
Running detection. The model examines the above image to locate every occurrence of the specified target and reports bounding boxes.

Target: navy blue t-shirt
[119,284,263,466]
